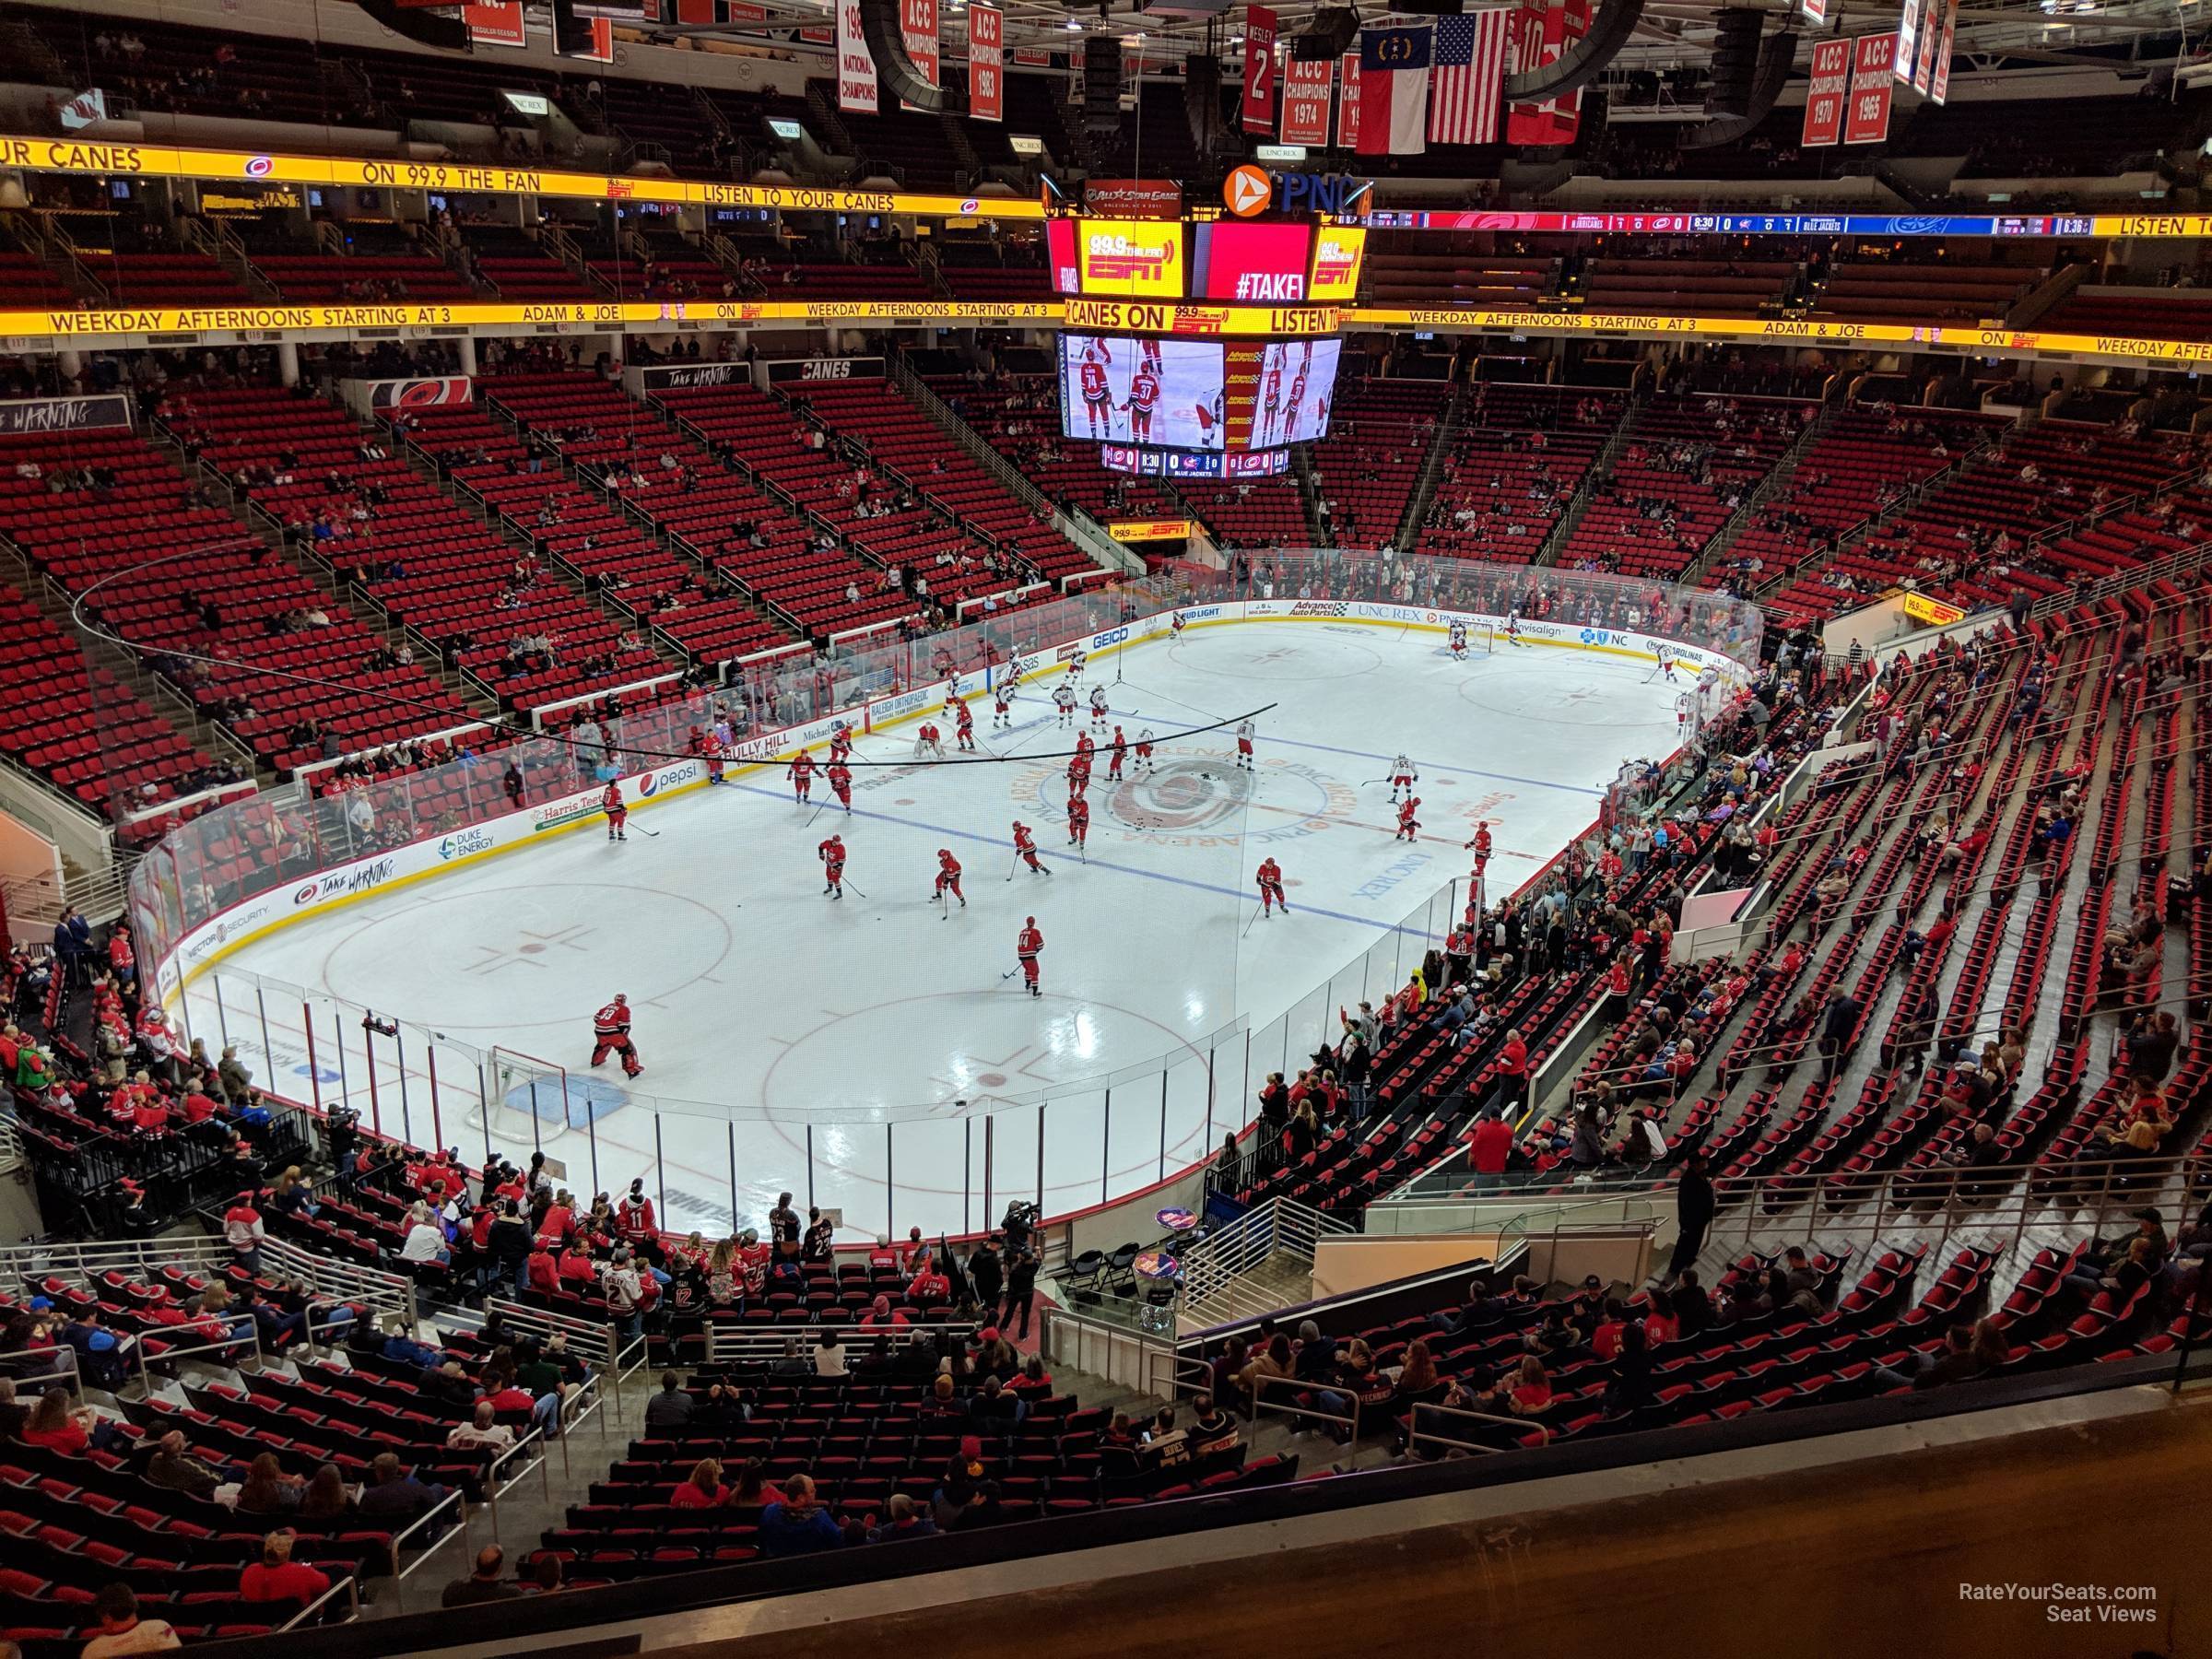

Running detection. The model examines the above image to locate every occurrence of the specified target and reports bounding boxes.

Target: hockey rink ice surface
[189,622,1685,1238]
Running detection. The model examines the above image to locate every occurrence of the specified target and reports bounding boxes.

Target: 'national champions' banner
[969,3,1004,122]
[837,0,878,112]
[1241,6,1279,134]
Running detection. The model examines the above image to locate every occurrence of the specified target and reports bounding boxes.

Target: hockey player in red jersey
[690,724,724,787]
[1107,726,1127,781]
[1017,916,1044,997]
[827,762,853,813]
[788,748,816,803]
[829,724,853,765]
[1012,820,1051,877]
[591,994,643,1077]
[955,699,976,752]
[1124,356,1161,443]
[1256,856,1288,916]
[601,782,628,841]
[1465,819,1493,876]
[1066,750,1091,794]
[1077,337,1113,438]
[1395,796,1421,843]
[818,833,847,898]
[1066,793,1091,851]
[933,849,966,908]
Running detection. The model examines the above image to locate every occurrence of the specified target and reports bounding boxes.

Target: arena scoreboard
[1048,209,1360,476]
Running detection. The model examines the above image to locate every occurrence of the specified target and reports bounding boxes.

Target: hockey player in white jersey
[1053,683,1078,728]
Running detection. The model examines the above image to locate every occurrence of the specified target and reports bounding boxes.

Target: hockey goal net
[475,1046,582,1159]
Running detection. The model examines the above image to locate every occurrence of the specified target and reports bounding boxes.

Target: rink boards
[151,597,1747,1018]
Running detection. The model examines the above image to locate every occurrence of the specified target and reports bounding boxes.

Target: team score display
[1059,334,1225,451]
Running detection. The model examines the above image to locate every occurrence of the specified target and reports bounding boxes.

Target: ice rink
[187,621,1685,1238]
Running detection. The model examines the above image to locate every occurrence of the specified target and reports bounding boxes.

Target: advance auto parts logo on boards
[1223,164,1270,218]
[292,855,398,906]
[1289,600,1349,618]
[438,828,496,861]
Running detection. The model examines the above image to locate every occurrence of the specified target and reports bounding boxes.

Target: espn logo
[1171,307,1226,335]
[1089,251,1173,281]
[1233,272,1305,301]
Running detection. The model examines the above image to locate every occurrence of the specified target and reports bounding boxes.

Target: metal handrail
[702,1320,971,1367]
[0,1341,82,1398]
[277,1571,361,1630]
[384,1485,470,1612]
[1406,1399,1552,1459]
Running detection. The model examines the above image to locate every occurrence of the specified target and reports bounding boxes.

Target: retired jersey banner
[838,0,878,112]
[1800,37,1851,147]
[1278,56,1333,145]
[969,3,1004,122]
[1930,0,1958,102]
[1843,31,1897,144]
[1241,7,1280,134]
[898,0,939,112]
[1912,0,1949,93]
[1506,0,1589,147]
[1336,51,1362,148]
[1893,0,1923,85]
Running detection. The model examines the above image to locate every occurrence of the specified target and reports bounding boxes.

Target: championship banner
[465,1,526,47]
[1336,50,1362,148]
[1241,6,1280,134]
[1798,0,1827,24]
[898,0,939,112]
[838,0,879,112]
[1800,38,1851,147]
[673,0,720,22]
[1843,32,1897,144]
[1911,0,1941,91]
[1278,57,1333,146]
[970,4,1004,123]
[1930,0,1959,103]
[0,393,134,434]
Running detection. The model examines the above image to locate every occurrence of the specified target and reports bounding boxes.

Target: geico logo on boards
[438,828,496,860]
[1090,626,1130,649]
[1288,601,1349,618]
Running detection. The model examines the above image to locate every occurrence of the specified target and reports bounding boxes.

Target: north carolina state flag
[1356,24,1430,157]
[1241,6,1279,134]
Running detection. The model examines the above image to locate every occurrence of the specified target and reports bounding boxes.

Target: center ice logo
[1112,757,1253,833]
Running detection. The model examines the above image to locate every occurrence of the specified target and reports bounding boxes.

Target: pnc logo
[1223,164,1270,218]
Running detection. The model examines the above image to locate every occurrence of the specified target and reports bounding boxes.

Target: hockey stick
[806,799,829,830]
[1241,903,1264,938]
[1000,964,1023,981]
[631,823,660,839]
[841,878,866,899]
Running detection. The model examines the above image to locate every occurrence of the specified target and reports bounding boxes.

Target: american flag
[1429,10,1512,145]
